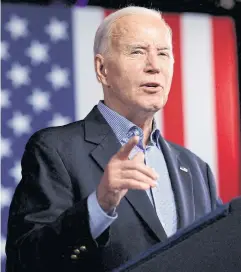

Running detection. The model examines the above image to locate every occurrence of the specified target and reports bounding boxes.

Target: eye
[131,50,144,55]
[158,52,169,57]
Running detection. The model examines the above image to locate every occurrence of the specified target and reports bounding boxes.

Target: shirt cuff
[87,190,118,239]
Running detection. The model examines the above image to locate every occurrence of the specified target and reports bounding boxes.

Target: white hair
[93,6,172,56]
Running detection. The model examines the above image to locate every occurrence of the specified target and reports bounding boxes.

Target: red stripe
[162,15,185,146]
[104,9,114,17]
[212,17,241,202]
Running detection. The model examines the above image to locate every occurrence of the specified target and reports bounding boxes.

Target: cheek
[163,63,174,82]
[116,65,142,88]
[108,61,133,81]
[169,63,174,77]
[123,61,143,75]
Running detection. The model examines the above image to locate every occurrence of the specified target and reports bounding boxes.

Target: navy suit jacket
[6,106,220,272]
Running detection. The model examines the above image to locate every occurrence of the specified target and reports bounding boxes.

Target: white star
[45,18,68,42]
[1,41,10,60]
[48,113,71,127]
[1,89,11,108]
[1,185,13,209]
[46,65,69,90]
[7,63,30,88]
[27,88,51,113]
[1,137,12,159]
[1,236,6,260]
[8,111,31,136]
[5,15,28,40]
[26,40,49,65]
[9,161,22,184]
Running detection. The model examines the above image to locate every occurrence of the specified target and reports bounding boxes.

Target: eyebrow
[127,44,171,50]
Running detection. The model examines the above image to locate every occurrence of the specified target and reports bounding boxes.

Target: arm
[88,191,117,240]
[6,136,100,272]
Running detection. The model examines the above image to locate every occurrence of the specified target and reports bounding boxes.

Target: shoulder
[26,105,103,149]
[26,120,85,150]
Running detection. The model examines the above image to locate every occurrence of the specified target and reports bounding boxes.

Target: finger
[122,170,157,187]
[115,136,139,160]
[124,161,159,180]
[120,179,156,191]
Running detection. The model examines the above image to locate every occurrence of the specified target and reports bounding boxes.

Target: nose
[144,53,161,74]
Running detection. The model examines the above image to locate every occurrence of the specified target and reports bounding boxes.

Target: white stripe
[72,7,104,120]
[181,14,218,184]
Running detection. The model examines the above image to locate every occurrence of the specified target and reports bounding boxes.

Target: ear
[95,54,109,86]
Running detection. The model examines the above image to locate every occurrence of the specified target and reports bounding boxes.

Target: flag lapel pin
[180,166,188,172]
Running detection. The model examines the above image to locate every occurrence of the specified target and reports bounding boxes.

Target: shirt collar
[97,100,160,147]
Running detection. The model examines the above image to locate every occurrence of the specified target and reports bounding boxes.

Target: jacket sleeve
[206,163,223,209]
[5,135,107,272]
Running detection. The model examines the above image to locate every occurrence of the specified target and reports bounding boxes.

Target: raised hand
[96,136,158,213]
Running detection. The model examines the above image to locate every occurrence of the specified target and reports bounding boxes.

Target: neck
[103,99,154,147]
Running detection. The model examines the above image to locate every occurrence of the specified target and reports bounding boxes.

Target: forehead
[110,14,171,47]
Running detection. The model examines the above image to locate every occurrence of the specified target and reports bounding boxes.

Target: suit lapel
[159,136,195,229]
[84,106,167,242]
[125,190,167,241]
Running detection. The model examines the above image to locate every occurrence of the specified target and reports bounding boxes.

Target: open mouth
[141,82,162,92]
[143,83,160,88]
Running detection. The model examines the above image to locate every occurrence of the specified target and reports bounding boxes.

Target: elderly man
[6,6,221,272]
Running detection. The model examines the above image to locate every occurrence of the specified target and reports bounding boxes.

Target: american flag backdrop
[1,3,241,270]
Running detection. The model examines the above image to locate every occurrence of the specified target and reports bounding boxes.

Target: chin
[138,103,162,113]
[142,98,167,112]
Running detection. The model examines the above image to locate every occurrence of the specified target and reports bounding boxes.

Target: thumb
[115,136,139,160]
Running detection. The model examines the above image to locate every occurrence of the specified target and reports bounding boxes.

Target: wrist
[96,183,121,213]
[98,198,115,214]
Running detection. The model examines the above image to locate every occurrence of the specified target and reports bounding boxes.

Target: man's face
[100,14,174,114]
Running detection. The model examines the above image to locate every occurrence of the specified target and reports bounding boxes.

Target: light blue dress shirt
[87,101,177,239]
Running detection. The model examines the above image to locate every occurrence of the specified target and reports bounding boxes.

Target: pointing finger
[115,136,139,160]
